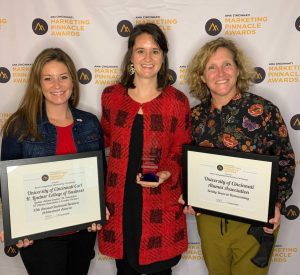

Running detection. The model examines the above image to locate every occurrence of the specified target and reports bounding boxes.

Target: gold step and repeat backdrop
[0,1,299,274]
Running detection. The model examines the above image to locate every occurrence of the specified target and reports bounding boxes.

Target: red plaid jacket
[98,84,191,264]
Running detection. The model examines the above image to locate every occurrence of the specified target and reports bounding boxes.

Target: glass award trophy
[140,155,159,182]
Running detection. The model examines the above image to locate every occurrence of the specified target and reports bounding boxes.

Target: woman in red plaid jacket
[98,23,191,275]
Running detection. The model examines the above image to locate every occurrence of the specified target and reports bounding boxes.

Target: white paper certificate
[0,151,106,246]
[184,145,278,225]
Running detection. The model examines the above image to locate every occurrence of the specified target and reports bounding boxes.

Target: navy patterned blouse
[191,91,295,212]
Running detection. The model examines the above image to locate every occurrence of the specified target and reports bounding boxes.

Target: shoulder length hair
[120,23,170,90]
[1,48,79,140]
[187,37,256,101]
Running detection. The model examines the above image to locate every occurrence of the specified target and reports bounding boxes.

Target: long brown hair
[1,48,79,140]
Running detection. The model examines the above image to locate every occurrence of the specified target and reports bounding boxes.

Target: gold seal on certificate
[183,145,278,227]
[0,151,106,246]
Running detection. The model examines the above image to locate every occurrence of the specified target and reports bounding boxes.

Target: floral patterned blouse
[191,91,295,212]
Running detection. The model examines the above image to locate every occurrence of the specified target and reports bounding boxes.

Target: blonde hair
[187,37,256,101]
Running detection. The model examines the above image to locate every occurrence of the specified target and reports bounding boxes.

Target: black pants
[20,230,96,275]
[116,258,172,275]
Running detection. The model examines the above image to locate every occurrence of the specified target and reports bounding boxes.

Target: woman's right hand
[1,231,33,248]
[16,238,34,248]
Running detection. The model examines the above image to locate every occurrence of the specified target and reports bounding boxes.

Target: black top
[123,114,180,273]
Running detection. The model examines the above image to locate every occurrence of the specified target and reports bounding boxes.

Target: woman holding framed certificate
[185,37,295,275]
[0,48,107,275]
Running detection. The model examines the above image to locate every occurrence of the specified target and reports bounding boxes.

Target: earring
[128,63,135,76]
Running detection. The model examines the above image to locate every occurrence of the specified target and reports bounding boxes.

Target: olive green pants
[196,214,277,275]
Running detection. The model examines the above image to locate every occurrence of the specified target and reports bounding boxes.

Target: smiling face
[131,33,164,82]
[40,60,73,108]
[201,47,239,106]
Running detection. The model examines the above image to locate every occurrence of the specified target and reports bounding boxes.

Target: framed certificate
[0,151,106,246]
[183,145,278,227]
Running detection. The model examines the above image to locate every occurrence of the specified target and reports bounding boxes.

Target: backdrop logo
[4,245,19,257]
[77,68,92,84]
[272,245,298,263]
[253,67,265,83]
[117,20,133,37]
[290,114,300,130]
[0,112,11,130]
[0,18,7,24]
[182,243,203,261]
[267,62,299,83]
[94,65,120,85]
[224,14,267,35]
[285,205,299,220]
[179,65,187,85]
[0,18,8,30]
[205,18,222,36]
[50,16,90,37]
[217,165,223,171]
[32,18,48,35]
[0,67,11,83]
[135,16,178,31]
[168,69,177,85]
[295,16,300,32]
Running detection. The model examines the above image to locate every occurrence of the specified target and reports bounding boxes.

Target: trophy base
[141,173,159,182]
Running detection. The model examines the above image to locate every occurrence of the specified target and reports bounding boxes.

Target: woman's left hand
[137,171,171,188]
[87,207,110,232]
[87,223,102,232]
[263,203,281,234]
[178,194,200,216]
